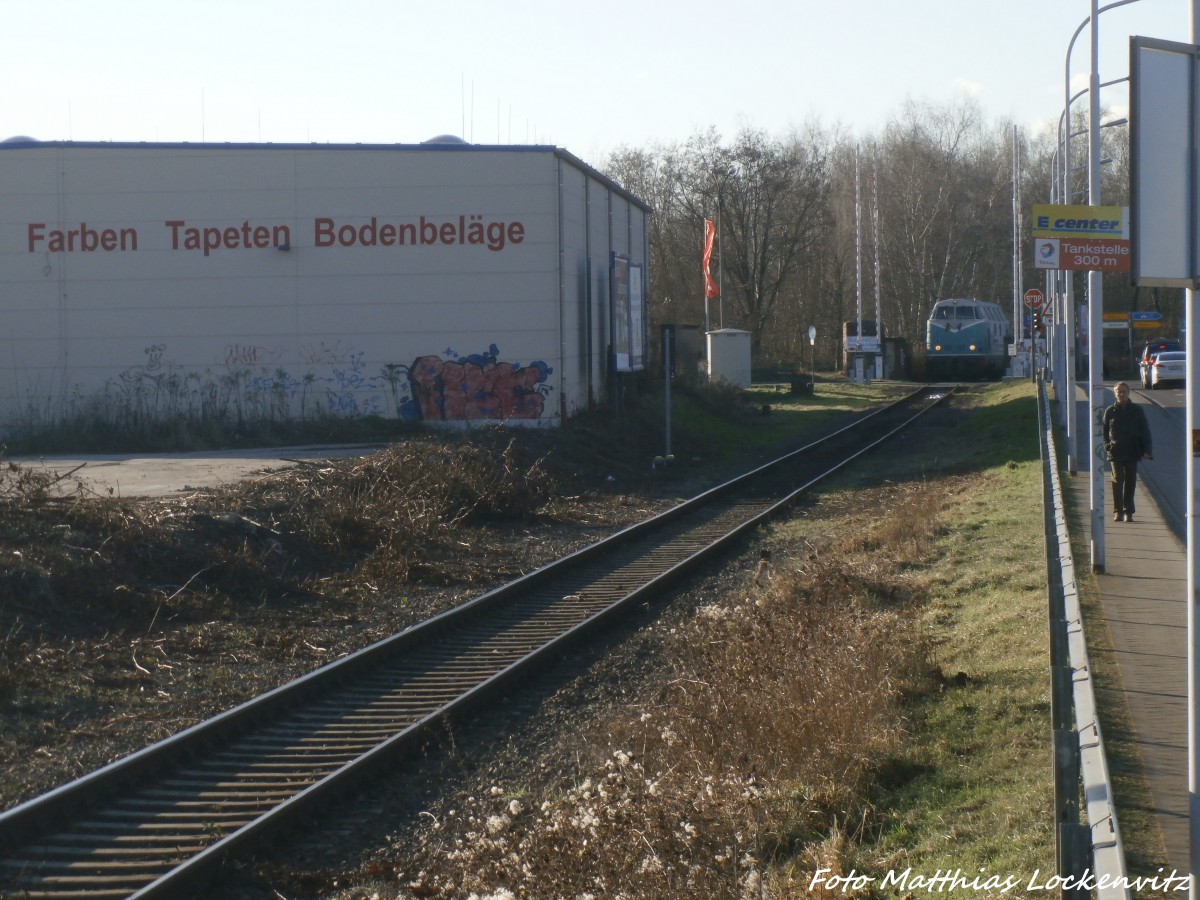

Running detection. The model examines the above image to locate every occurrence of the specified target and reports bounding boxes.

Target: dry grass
[0,425,654,808]
[372,486,943,900]
[0,433,556,636]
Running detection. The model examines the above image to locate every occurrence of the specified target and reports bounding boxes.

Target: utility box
[706,329,752,388]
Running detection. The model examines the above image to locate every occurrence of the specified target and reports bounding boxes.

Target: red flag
[703,218,719,299]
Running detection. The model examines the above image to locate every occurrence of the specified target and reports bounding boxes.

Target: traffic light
[1031,307,1043,333]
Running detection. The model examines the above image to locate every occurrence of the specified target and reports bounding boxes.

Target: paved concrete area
[8,444,383,498]
[1067,386,1188,872]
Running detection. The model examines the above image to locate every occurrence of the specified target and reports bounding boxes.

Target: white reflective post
[807,325,816,393]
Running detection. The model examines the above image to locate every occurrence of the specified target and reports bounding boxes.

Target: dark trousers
[1111,458,1140,515]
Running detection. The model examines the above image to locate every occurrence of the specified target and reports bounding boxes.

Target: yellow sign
[1032,204,1128,239]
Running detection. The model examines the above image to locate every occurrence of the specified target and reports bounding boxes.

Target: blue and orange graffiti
[402,345,553,422]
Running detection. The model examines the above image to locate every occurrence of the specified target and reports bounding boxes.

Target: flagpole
[872,154,883,377]
[702,218,717,334]
[854,145,863,382]
[703,263,710,336]
[717,200,724,330]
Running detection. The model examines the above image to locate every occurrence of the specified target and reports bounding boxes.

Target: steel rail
[0,386,953,899]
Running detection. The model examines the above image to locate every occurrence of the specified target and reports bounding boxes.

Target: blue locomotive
[925,298,1011,381]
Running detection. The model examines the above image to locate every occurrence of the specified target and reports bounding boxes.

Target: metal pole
[1030,309,1036,383]
[1189,4,1200,893]
[1087,0,1106,571]
[873,158,883,378]
[1064,44,1080,475]
[663,325,672,461]
[702,222,711,335]
[855,146,863,382]
[717,187,724,330]
[1191,276,1200,900]
[811,341,815,392]
[1067,0,1145,484]
[1014,125,1022,377]
[1062,9,1139,477]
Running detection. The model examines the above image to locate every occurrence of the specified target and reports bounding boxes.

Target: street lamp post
[713,166,735,331]
[1059,0,1140,487]
[1057,0,1140,570]
[1087,0,1107,573]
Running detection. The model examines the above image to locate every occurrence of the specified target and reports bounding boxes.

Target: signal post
[1024,288,1044,383]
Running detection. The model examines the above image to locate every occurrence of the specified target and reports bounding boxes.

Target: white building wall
[0,142,648,435]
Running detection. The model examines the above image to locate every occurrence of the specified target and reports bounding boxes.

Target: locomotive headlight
[933,344,942,351]
[969,343,977,351]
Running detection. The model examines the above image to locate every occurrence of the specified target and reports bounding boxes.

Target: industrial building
[0,138,650,434]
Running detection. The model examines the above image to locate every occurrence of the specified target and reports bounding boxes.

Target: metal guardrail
[1039,381,1130,899]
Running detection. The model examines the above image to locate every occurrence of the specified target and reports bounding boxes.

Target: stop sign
[1023,288,1044,310]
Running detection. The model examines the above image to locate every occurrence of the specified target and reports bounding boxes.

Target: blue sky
[0,0,1190,164]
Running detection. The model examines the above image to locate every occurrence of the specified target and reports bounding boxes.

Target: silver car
[1138,338,1181,387]
[1149,350,1186,389]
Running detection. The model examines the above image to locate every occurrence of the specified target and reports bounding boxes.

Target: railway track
[0,385,953,899]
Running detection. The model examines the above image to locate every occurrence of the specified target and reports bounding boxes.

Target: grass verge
[784,381,1056,891]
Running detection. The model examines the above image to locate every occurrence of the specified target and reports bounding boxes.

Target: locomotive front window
[935,306,980,320]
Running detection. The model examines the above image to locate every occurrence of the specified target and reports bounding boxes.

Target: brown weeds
[0,435,559,637]
[0,435,583,807]
[383,485,943,899]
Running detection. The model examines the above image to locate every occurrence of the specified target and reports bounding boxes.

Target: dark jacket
[1103,400,1152,462]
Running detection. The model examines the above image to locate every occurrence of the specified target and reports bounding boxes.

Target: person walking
[1102,382,1153,523]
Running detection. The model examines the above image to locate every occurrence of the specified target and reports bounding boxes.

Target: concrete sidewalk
[1066,467,1187,871]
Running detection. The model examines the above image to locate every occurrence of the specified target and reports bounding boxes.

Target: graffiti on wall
[403,345,553,422]
[223,343,284,367]
[40,342,553,432]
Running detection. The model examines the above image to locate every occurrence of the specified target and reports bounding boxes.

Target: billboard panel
[610,254,646,373]
[1130,36,1196,287]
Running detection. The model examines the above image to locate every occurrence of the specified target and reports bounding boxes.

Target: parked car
[1139,338,1181,387]
[1149,350,1186,389]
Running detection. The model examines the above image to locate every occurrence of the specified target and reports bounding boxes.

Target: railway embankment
[0,380,1085,898]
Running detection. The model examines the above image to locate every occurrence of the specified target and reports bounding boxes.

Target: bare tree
[605,144,704,333]
[603,100,1051,375]
[873,98,1014,350]
[682,129,831,359]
